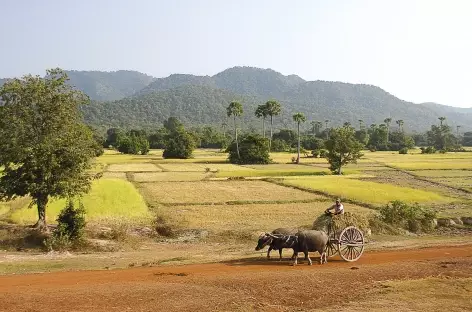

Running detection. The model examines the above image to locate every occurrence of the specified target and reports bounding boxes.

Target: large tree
[265,100,281,151]
[384,118,392,142]
[226,101,243,159]
[292,113,307,164]
[0,69,98,230]
[255,104,268,138]
[325,125,364,175]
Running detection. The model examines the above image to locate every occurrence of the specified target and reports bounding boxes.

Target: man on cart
[325,198,344,216]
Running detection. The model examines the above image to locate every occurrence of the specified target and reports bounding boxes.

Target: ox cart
[324,217,365,262]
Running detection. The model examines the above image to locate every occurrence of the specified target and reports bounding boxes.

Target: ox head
[255,232,278,251]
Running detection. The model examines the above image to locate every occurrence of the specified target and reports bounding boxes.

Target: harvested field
[281,176,453,206]
[430,177,472,191]
[158,163,249,172]
[155,202,372,234]
[101,172,128,179]
[1,245,471,312]
[107,163,161,172]
[409,170,472,178]
[138,180,326,205]
[133,172,211,182]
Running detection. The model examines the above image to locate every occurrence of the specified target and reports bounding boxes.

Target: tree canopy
[324,126,364,175]
[0,69,98,229]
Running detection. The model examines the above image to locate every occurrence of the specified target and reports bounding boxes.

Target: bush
[45,200,87,251]
[319,149,327,158]
[163,130,196,159]
[227,134,271,164]
[312,150,320,158]
[379,200,437,233]
[271,139,290,152]
[420,146,436,154]
[399,147,408,154]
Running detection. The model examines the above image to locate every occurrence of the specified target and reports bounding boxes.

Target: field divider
[263,178,378,210]
[148,198,330,208]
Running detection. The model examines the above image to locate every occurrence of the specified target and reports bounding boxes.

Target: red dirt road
[1,245,472,311]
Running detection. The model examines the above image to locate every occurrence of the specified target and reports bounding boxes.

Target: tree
[293,113,307,164]
[226,101,243,159]
[315,121,323,135]
[163,129,196,159]
[324,120,330,139]
[255,104,268,138]
[384,118,392,142]
[0,69,98,230]
[310,121,317,136]
[164,116,184,133]
[222,122,228,138]
[227,134,270,164]
[438,117,446,127]
[117,132,150,155]
[358,119,364,131]
[325,126,364,175]
[265,100,282,151]
[396,119,404,132]
[273,129,297,147]
[105,128,123,147]
[427,123,457,151]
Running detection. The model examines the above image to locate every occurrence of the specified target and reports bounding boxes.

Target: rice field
[107,163,162,172]
[133,172,210,182]
[429,177,472,191]
[101,172,128,179]
[138,180,327,205]
[155,202,373,234]
[281,176,453,206]
[158,163,250,172]
[409,170,472,178]
[9,179,152,225]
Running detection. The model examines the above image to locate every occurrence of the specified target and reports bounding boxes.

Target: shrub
[271,139,290,152]
[420,146,436,154]
[45,200,87,251]
[227,134,271,164]
[379,200,437,233]
[399,147,408,154]
[319,149,327,157]
[312,150,320,158]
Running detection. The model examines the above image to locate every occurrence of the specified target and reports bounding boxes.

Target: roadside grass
[409,170,472,178]
[153,202,372,235]
[133,172,210,182]
[9,179,152,225]
[280,176,454,206]
[317,277,472,312]
[138,180,326,205]
[106,163,161,172]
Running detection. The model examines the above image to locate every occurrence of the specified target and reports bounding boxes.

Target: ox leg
[319,251,327,264]
[292,252,298,266]
[305,252,312,265]
[267,246,273,259]
[279,248,283,261]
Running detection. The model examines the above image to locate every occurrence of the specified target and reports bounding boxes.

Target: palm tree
[438,117,446,127]
[457,125,461,136]
[396,119,404,132]
[226,101,243,159]
[293,113,307,164]
[310,121,317,136]
[315,121,323,135]
[265,100,281,151]
[255,104,268,138]
[221,122,228,138]
[384,118,392,142]
[358,119,364,131]
[343,122,351,128]
[324,119,330,139]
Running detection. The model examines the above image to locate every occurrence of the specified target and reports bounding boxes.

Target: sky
[1,0,471,108]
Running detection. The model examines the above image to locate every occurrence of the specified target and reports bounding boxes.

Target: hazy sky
[1,0,471,107]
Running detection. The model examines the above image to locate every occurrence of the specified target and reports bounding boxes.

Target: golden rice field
[107,163,162,172]
[430,177,472,191]
[409,170,472,178]
[133,172,210,182]
[137,180,326,205]
[101,172,128,179]
[9,179,152,225]
[157,163,251,172]
[155,202,372,234]
[281,176,454,206]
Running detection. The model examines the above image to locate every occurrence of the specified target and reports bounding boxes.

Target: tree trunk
[234,115,240,159]
[33,195,48,231]
[386,126,390,143]
[262,118,266,138]
[337,154,343,175]
[296,122,300,164]
[269,115,273,152]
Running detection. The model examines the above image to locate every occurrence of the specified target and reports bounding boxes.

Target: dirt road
[1,245,472,312]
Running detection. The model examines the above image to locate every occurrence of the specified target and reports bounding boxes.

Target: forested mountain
[2,67,471,132]
[82,67,472,132]
[65,70,154,101]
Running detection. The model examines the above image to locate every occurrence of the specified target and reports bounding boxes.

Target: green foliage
[44,200,87,251]
[270,139,290,152]
[368,124,388,151]
[192,126,228,148]
[148,127,169,149]
[0,69,97,229]
[164,116,184,132]
[227,134,271,164]
[427,122,459,151]
[163,129,196,159]
[325,126,364,174]
[463,132,472,146]
[379,200,437,233]
[399,147,408,154]
[420,146,436,154]
[273,129,297,147]
[117,132,150,155]
[105,128,122,147]
[301,136,325,151]
[389,131,415,150]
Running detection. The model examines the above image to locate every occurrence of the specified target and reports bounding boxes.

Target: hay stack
[312,212,370,234]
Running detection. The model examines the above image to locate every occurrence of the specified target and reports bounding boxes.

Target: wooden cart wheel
[325,240,338,258]
[337,226,365,262]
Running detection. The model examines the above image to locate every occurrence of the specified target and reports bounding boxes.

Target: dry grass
[158,163,249,172]
[133,172,210,182]
[317,277,472,312]
[281,176,453,206]
[154,202,372,234]
[101,172,128,179]
[107,163,161,172]
[138,180,326,205]
[411,170,472,178]
[430,177,472,191]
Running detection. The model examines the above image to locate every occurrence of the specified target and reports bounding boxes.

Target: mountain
[64,70,155,101]
[82,67,472,132]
